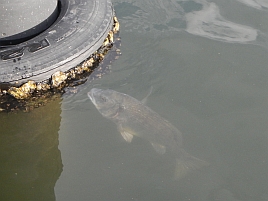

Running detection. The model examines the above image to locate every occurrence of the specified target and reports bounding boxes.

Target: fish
[88,88,208,178]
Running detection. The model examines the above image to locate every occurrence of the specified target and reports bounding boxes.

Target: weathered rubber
[0,0,114,86]
[0,0,58,45]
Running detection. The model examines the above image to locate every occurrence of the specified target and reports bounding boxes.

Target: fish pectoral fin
[120,130,134,143]
[151,142,166,154]
[118,124,134,143]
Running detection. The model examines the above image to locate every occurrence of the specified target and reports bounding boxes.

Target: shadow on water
[0,98,63,201]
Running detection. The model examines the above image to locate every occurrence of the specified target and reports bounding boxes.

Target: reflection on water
[185,2,258,43]
[236,0,268,10]
[114,0,184,34]
[115,0,268,46]
[0,99,62,201]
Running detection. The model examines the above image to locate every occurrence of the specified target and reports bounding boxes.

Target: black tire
[0,0,114,86]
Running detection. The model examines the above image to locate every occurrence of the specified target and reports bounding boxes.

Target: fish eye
[100,96,107,102]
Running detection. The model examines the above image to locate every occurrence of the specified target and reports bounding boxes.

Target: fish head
[88,88,122,119]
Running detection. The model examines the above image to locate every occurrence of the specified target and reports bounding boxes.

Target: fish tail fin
[175,152,209,179]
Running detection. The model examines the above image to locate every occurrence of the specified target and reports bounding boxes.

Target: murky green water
[1,0,268,200]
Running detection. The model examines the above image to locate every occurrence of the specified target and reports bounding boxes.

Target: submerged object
[88,88,208,178]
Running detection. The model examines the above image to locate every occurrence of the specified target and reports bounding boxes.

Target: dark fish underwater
[88,88,208,178]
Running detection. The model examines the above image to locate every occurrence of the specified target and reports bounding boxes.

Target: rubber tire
[0,0,114,85]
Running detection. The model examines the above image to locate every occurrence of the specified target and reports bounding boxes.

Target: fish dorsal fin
[151,142,166,154]
[141,86,153,105]
[120,131,133,143]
